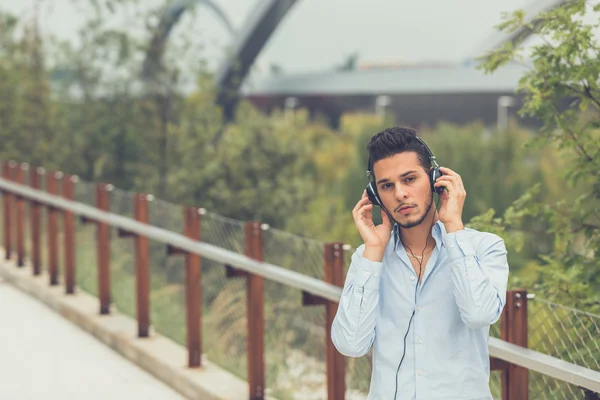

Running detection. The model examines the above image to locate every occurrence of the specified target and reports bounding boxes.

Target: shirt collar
[392,219,446,250]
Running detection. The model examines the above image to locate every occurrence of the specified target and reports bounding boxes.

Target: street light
[376,95,391,120]
[284,97,298,120]
[497,95,516,131]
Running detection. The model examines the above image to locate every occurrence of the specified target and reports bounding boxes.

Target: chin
[397,211,428,229]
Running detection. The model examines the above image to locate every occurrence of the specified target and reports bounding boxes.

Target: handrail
[489,338,600,393]
[1,176,599,396]
[0,177,342,302]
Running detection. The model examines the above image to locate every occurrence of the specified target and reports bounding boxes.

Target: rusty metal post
[3,161,14,260]
[63,175,77,294]
[135,194,151,337]
[15,163,26,267]
[30,167,43,275]
[245,221,265,400]
[47,171,62,285]
[301,243,347,400]
[499,290,529,400]
[185,206,202,367]
[507,290,529,400]
[324,243,346,400]
[96,183,112,314]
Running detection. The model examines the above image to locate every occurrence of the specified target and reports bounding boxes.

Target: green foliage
[2,1,599,396]
[477,0,600,311]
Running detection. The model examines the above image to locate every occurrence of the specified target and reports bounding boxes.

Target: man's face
[372,151,433,229]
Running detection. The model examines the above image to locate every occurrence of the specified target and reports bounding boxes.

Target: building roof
[243,63,529,97]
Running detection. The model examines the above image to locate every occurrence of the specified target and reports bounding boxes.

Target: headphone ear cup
[430,168,444,194]
[366,182,382,207]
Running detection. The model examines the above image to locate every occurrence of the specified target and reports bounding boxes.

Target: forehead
[373,152,423,177]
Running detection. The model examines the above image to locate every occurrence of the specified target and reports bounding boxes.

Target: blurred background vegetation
[0,0,596,305]
[2,0,599,398]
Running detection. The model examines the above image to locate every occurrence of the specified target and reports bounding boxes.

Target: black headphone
[366,135,444,209]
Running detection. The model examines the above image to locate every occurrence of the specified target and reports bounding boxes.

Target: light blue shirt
[331,220,509,400]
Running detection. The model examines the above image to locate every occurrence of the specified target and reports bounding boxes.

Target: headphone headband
[367,135,438,177]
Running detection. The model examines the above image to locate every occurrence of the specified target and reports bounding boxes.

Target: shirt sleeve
[444,230,509,329]
[331,244,383,357]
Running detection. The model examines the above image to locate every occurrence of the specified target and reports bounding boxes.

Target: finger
[353,195,371,214]
[434,179,466,196]
[357,203,374,218]
[436,174,466,193]
[435,176,462,188]
[434,179,456,191]
[439,167,459,176]
[435,175,458,182]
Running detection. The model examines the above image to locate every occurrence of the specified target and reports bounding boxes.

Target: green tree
[0,12,20,160]
[476,0,600,311]
[17,9,57,169]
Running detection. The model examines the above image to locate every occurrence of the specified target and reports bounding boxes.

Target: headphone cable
[392,193,441,400]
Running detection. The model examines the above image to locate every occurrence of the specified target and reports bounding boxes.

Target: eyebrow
[376,170,418,185]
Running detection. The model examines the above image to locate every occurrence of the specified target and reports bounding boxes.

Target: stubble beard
[395,192,434,229]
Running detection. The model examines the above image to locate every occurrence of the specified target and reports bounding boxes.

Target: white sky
[2,0,598,86]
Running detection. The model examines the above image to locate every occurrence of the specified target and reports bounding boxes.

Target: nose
[394,184,408,201]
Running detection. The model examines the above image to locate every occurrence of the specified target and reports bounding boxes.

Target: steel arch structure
[213,0,298,120]
[145,0,564,121]
[143,0,298,120]
[142,0,235,83]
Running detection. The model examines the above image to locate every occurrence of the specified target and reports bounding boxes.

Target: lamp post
[497,95,516,132]
[376,95,391,120]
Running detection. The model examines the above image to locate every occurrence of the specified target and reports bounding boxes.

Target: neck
[398,207,438,252]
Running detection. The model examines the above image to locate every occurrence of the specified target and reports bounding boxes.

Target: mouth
[396,205,415,213]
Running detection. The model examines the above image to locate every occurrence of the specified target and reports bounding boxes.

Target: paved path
[0,278,186,400]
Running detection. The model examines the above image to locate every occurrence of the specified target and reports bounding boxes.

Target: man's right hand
[352,190,393,261]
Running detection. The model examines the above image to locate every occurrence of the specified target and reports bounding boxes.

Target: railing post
[301,243,347,400]
[165,206,204,367]
[3,160,14,260]
[47,171,62,285]
[246,221,265,400]
[63,175,77,294]
[509,290,528,400]
[185,206,202,367]
[134,193,151,337]
[500,289,529,400]
[30,167,42,275]
[324,243,346,400]
[15,163,27,267]
[96,183,112,314]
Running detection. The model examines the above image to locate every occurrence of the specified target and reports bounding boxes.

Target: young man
[331,127,509,400]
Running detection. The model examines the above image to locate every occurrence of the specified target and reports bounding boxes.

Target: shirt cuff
[443,230,476,260]
[354,255,383,290]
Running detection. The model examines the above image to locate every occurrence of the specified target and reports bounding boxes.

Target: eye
[381,183,392,190]
[405,177,415,183]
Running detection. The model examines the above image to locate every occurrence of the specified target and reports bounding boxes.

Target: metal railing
[0,160,599,400]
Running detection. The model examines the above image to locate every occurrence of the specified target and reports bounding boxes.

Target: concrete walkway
[0,277,186,400]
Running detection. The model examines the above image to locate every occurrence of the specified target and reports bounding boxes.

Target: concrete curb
[0,252,249,400]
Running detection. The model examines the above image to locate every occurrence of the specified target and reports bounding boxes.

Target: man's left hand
[433,167,466,233]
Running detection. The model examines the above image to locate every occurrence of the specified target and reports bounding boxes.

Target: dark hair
[367,126,431,176]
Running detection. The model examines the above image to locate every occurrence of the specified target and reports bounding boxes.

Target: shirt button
[450,244,455,248]
[373,272,378,277]
[417,337,423,343]
[417,370,424,376]
[416,306,421,311]
[410,276,415,281]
